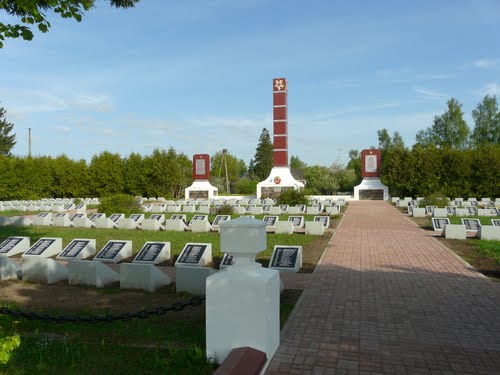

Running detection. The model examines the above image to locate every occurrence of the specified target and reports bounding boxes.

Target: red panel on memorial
[273,92,287,106]
[273,107,287,121]
[274,150,288,167]
[273,136,287,150]
[192,154,210,180]
[273,122,287,135]
[361,149,381,178]
[273,78,287,92]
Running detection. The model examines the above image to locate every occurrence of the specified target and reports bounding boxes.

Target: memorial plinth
[206,217,280,364]
[354,149,389,200]
[185,154,218,199]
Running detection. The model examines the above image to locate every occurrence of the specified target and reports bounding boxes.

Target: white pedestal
[95,217,117,229]
[22,257,68,284]
[354,177,389,200]
[477,226,500,240]
[185,180,218,200]
[0,237,30,256]
[120,263,171,292]
[116,218,138,230]
[305,221,325,235]
[73,217,94,228]
[53,215,72,227]
[175,267,215,295]
[164,219,188,232]
[0,258,21,280]
[142,219,163,231]
[443,225,467,240]
[191,220,213,233]
[68,260,120,288]
[275,221,295,234]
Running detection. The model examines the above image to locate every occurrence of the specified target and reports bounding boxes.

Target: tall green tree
[211,151,247,188]
[0,105,16,156]
[252,128,273,180]
[0,0,139,48]
[471,95,500,146]
[89,151,125,197]
[346,149,362,183]
[304,165,339,195]
[124,152,146,197]
[416,98,469,149]
[290,155,307,169]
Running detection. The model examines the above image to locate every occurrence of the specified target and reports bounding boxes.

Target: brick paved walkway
[266,201,500,375]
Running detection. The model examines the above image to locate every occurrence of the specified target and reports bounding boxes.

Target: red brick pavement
[266,201,500,375]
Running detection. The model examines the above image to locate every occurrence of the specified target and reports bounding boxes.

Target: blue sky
[1,0,499,166]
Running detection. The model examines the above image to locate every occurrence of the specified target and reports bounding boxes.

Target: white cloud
[413,87,446,100]
[471,59,500,69]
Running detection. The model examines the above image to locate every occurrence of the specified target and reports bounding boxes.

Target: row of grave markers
[0,237,303,293]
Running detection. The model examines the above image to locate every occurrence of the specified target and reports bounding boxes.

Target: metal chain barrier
[0,296,205,324]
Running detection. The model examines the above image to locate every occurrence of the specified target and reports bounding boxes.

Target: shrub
[215,204,234,215]
[97,194,143,215]
[277,189,310,206]
[419,192,450,208]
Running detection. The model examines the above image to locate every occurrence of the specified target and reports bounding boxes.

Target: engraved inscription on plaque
[263,216,277,226]
[150,214,163,221]
[59,240,90,258]
[70,213,84,220]
[95,241,126,260]
[432,218,450,230]
[365,154,377,173]
[195,159,205,176]
[314,216,329,227]
[0,237,23,254]
[177,244,207,264]
[134,242,165,262]
[130,214,142,222]
[270,247,299,268]
[213,215,229,226]
[55,213,67,218]
[109,214,122,222]
[462,219,481,231]
[25,239,56,256]
[221,254,233,266]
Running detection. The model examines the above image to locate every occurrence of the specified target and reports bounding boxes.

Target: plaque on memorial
[407,206,413,215]
[70,213,84,220]
[213,215,230,226]
[432,218,450,231]
[24,238,57,256]
[454,200,462,207]
[263,216,278,227]
[296,204,306,213]
[245,205,254,213]
[445,206,455,215]
[492,219,500,227]
[425,206,436,215]
[461,218,481,231]
[175,243,211,266]
[58,239,91,259]
[150,214,164,221]
[130,214,142,222]
[279,204,289,212]
[0,237,26,254]
[262,205,271,212]
[171,214,187,222]
[64,204,73,210]
[467,206,478,216]
[220,253,234,267]
[89,213,104,222]
[269,246,302,272]
[56,213,68,218]
[76,203,85,209]
[109,214,123,222]
[314,216,330,227]
[288,216,304,228]
[38,212,49,217]
[94,241,127,260]
[133,242,169,264]
[490,208,499,216]
[189,215,208,226]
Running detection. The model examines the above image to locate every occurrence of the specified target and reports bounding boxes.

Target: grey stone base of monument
[120,263,171,292]
[476,226,500,240]
[354,177,389,200]
[68,260,120,288]
[443,224,467,240]
[176,267,215,295]
[412,208,426,217]
[305,221,325,235]
[0,258,21,280]
[22,257,68,284]
[275,221,294,234]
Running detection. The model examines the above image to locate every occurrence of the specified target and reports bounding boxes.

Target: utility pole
[223,149,230,194]
[28,128,32,157]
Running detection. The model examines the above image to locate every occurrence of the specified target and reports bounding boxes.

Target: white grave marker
[23,238,62,258]
[431,218,450,231]
[0,237,30,257]
[132,242,170,264]
[94,240,132,263]
[269,245,302,273]
[57,239,96,261]
[461,218,481,231]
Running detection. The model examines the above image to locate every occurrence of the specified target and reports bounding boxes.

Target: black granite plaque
[262,205,271,212]
[314,216,329,227]
[432,218,450,230]
[38,212,49,217]
[89,213,103,221]
[70,213,84,220]
[130,214,142,222]
[221,254,234,266]
[490,208,499,216]
[134,242,165,262]
[454,200,461,206]
[76,204,85,209]
[59,240,90,258]
[95,241,127,260]
[150,214,163,221]
[177,244,207,264]
[491,219,500,227]
[288,216,304,227]
[425,206,436,215]
[25,239,56,256]
[171,214,185,221]
[279,204,289,212]
[55,213,67,218]
[0,237,24,254]
[467,206,478,215]
[263,216,277,226]
[462,219,481,231]
[297,204,306,212]
[109,214,122,222]
[245,205,254,212]
[213,215,229,226]
[64,204,73,210]
[445,206,455,215]
[270,247,299,269]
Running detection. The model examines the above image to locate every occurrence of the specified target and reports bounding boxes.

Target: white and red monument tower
[256,78,304,199]
[185,154,218,199]
[353,149,389,200]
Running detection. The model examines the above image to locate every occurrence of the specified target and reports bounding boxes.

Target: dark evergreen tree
[252,128,273,180]
[0,105,16,156]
